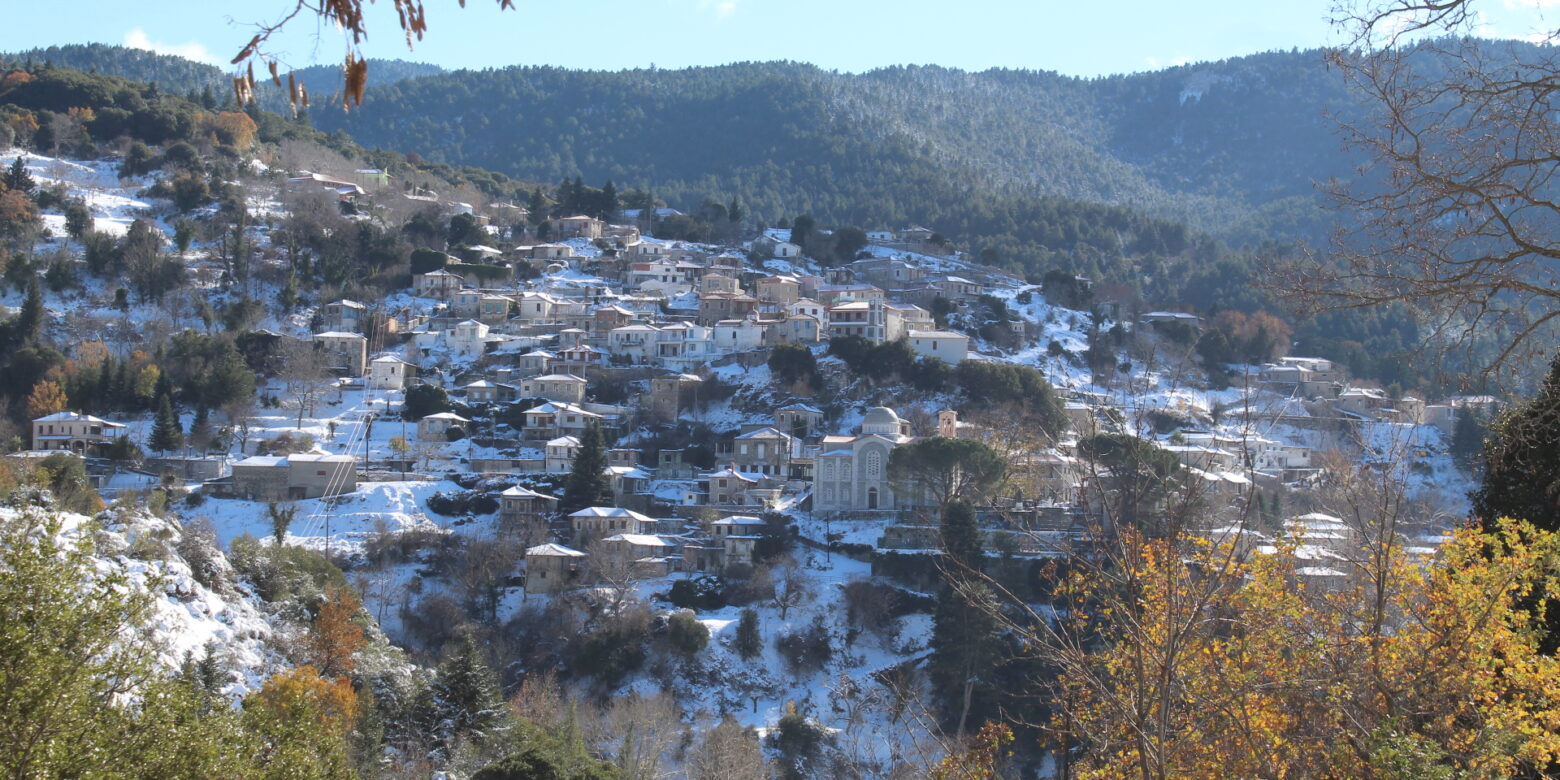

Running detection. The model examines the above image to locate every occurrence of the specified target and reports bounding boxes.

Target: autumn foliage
[304,584,367,678]
[1051,520,1560,779]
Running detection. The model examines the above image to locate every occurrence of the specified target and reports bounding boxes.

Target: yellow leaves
[25,380,67,420]
[1057,519,1560,778]
[244,665,358,738]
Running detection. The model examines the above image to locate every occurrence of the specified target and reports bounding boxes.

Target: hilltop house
[31,412,126,454]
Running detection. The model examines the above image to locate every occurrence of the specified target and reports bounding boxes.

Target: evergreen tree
[149,393,184,454]
[789,214,815,249]
[734,607,762,660]
[597,179,618,221]
[0,509,260,777]
[1451,406,1489,475]
[561,422,612,513]
[187,405,212,453]
[1474,353,1560,653]
[429,631,508,756]
[4,156,34,193]
[928,500,1001,736]
[13,278,43,347]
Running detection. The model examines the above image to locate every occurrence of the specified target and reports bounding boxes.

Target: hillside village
[0,126,1489,774]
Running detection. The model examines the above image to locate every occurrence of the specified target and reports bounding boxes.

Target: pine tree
[4,156,34,193]
[149,393,184,454]
[187,405,212,453]
[560,422,611,514]
[430,632,508,755]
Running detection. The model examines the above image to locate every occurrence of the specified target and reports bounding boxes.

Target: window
[865,451,882,480]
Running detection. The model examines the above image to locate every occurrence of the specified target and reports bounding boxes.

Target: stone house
[322,299,367,332]
[500,485,559,541]
[518,374,588,404]
[412,269,464,299]
[649,373,704,422]
[525,543,586,595]
[704,465,762,506]
[569,506,659,540]
[313,331,368,376]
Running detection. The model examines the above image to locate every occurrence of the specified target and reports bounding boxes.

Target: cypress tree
[149,394,184,454]
[560,422,611,513]
[14,279,42,347]
[928,500,1000,735]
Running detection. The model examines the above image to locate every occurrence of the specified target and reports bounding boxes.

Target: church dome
[861,406,902,435]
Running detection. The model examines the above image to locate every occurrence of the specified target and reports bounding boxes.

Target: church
[814,407,916,514]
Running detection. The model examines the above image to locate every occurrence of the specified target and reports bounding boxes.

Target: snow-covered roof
[569,506,655,522]
[525,402,600,417]
[547,436,581,447]
[605,533,673,547]
[314,331,366,340]
[502,485,557,500]
[778,402,823,414]
[713,515,766,526]
[32,411,125,426]
[421,412,470,422]
[527,543,586,557]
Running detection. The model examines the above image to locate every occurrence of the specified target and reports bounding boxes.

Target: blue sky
[3,0,1556,76]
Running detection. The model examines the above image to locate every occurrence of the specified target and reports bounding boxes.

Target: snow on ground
[4,504,280,697]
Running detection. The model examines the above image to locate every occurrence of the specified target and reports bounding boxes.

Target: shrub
[571,606,651,691]
[426,490,498,517]
[668,576,725,611]
[774,616,832,675]
[666,611,709,655]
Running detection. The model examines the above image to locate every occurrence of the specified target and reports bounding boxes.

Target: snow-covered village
[2,14,1559,779]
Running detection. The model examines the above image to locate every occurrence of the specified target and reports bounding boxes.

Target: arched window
[865,451,882,481]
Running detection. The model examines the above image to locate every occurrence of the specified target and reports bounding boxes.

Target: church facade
[814,407,915,514]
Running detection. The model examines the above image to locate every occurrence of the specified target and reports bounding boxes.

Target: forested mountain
[4,44,443,114]
[304,57,1360,247]
[4,45,1357,243]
